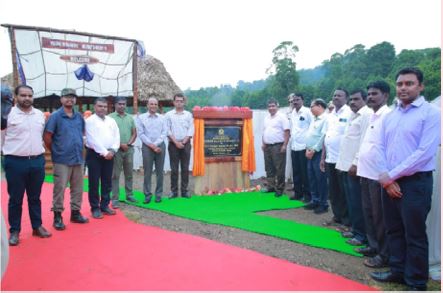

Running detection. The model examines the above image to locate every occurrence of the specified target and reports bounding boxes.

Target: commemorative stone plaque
[204,126,241,157]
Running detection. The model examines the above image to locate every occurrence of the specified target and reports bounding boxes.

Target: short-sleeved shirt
[108,112,135,144]
[262,112,290,144]
[45,108,85,165]
[324,105,353,163]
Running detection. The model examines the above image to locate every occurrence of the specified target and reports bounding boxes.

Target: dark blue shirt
[45,108,85,165]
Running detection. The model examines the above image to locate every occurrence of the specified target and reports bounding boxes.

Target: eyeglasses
[62,96,77,99]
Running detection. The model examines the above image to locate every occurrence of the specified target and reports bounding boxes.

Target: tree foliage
[185,42,441,110]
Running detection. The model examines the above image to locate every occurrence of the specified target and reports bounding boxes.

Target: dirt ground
[118,170,384,288]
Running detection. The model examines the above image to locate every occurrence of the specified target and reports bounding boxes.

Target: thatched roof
[1,55,181,107]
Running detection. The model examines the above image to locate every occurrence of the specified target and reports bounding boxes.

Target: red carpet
[1,182,375,290]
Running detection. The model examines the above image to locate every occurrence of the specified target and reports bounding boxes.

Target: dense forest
[185,41,441,109]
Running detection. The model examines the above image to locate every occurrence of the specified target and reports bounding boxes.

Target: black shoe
[314,206,328,214]
[342,231,354,238]
[406,285,427,291]
[347,237,365,246]
[126,196,137,203]
[181,192,191,198]
[274,192,283,197]
[70,210,89,224]
[355,246,377,257]
[364,255,388,268]
[144,194,152,204]
[289,194,303,200]
[92,209,104,219]
[169,193,178,199]
[111,200,120,209]
[155,197,162,203]
[32,226,52,238]
[9,231,19,246]
[304,202,318,210]
[101,207,116,215]
[53,211,66,231]
[370,271,405,284]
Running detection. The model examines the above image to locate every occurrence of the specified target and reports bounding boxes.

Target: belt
[398,171,433,182]
[5,154,43,160]
[265,142,284,146]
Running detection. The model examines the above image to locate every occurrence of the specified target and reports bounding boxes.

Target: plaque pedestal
[192,108,254,195]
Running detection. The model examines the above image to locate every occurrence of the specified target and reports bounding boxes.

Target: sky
[0,0,441,90]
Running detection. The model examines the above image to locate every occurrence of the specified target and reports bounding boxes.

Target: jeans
[307,152,328,207]
[4,155,45,232]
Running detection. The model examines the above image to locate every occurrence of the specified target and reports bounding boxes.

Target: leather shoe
[92,209,104,219]
[314,206,328,214]
[70,210,89,224]
[355,246,377,257]
[303,202,318,210]
[274,192,283,197]
[181,192,191,198]
[341,231,354,238]
[144,194,152,204]
[406,285,427,291]
[289,194,303,200]
[364,255,388,268]
[261,187,275,193]
[169,193,178,199]
[155,197,162,203]
[9,231,19,246]
[101,207,116,215]
[370,271,405,284]
[126,196,137,203]
[32,226,52,238]
[346,237,365,246]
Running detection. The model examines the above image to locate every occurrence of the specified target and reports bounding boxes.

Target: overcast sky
[0,0,441,90]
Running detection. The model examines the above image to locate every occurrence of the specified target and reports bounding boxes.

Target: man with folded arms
[44,88,89,230]
[85,97,120,219]
[371,68,441,291]
[3,85,51,245]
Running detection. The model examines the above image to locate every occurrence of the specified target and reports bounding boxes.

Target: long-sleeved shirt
[165,109,194,141]
[335,105,372,172]
[357,105,391,180]
[136,112,167,146]
[377,96,441,180]
[305,112,328,152]
[2,106,45,156]
[324,105,353,163]
[85,114,120,156]
[290,106,312,151]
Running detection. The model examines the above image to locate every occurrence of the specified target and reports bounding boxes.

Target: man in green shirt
[109,97,137,208]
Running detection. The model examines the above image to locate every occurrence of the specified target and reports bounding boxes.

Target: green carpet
[44,175,361,256]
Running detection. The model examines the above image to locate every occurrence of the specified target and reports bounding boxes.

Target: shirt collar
[373,104,389,116]
[398,96,425,109]
[148,112,159,118]
[15,106,35,115]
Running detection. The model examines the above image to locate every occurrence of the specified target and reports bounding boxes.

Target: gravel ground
[119,170,378,286]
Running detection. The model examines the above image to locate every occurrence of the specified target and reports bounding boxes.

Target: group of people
[262,67,440,291]
[1,66,440,290]
[2,87,193,244]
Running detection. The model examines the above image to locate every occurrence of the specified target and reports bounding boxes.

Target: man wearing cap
[3,85,51,246]
[44,88,89,230]
[109,96,137,207]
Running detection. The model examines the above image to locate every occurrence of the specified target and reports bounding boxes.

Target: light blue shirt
[136,112,167,146]
[305,112,328,152]
[377,96,441,180]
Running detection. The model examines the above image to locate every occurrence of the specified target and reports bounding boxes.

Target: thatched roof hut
[1,55,180,112]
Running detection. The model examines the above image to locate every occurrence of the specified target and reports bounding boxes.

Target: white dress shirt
[165,109,194,141]
[85,114,120,156]
[290,106,312,151]
[357,105,392,180]
[262,112,290,144]
[324,104,353,164]
[2,106,45,156]
[335,105,372,172]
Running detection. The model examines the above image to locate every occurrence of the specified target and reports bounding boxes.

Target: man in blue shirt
[44,88,89,230]
[371,68,441,291]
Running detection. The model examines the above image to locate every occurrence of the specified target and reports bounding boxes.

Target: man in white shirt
[3,85,51,246]
[321,88,353,228]
[261,98,290,197]
[336,89,372,246]
[289,93,312,201]
[356,81,392,269]
[165,93,194,198]
[136,97,168,204]
[85,97,120,219]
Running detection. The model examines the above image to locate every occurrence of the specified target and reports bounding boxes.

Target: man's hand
[104,152,114,160]
[385,181,402,199]
[175,141,185,149]
[261,144,266,151]
[348,165,357,176]
[379,172,394,187]
[120,144,129,152]
[154,146,162,153]
[280,145,287,153]
[305,149,314,160]
[320,158,325,172]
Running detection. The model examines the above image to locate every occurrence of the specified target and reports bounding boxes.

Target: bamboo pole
[132,42,139,114]
[8,27,19,89]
